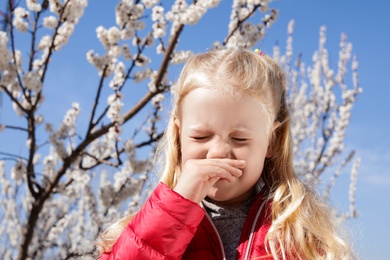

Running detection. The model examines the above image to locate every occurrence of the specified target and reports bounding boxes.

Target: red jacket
[100,182,273,260]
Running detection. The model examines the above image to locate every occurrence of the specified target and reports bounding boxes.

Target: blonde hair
[97,48,353,259]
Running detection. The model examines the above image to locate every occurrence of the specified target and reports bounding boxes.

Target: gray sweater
[202,196,255,260]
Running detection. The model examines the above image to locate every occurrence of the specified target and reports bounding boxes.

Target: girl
[97,48,353,259]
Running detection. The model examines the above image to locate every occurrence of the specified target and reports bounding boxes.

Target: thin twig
[86,65,108,136]
[8,0,32,105]
[0,84,28,113]
[222,4,260,46]
[0,151,27,161]
[4,124,28,132]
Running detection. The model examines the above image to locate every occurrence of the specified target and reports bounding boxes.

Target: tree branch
[7,0,31,105]
[0,84,28,113]
[39,0,70,83]
[32,0,72,111]
[80,152,122,170]
[88,37,149,132]
[17,22,185,260]
[222,4,260,46]
[86,65,108,136]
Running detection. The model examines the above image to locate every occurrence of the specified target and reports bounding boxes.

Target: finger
[201,159,244,177]
[209,158,246,169]
[204,165,240,182]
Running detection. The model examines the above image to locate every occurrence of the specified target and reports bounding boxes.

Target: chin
[212,179,233,190]
[207,183,235,202]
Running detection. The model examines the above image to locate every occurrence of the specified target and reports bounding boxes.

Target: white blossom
[14,7,30,18]
[181,5,206,25]
[13,18,29,33]
[0,32,12,70]
[109,62,126,88]
[22,71,42,92]
[96,26,110,49]
[107,123,122,141]
[122,44,132,60]
[123,139,135,156]
[147,70,158,92]
[107,26,121,45]
[132,36,142,47]
[171,50,193,64]
[115,2,144,28]
[108,45,122,58]
[238,7,250,20]
[37,35,52,51]
[120,27,136,40]
[199,0,221,8]
[27,0,42,12]
[54,22,75,50]
[50,134,68,159]
[43,16,57,29]
[56,102,81,140]
[86,50,103,70]
[152,5,164,21]
[134,20,146,31]
[62,0,88,24]
[263,9,278,28]
[11,160,26,181]
[0,65,15,84]
[48,0,63,14]
[152,21,167,38]
[13,7,30,32]
[133,54,151,67]
[144,33,155,46]
[107,93,124,124]
[33,153,41,165]
[26,138,32,149]
[156,43,164,54]
[99,183,115,207]
[133,68,152,83]
[151,93,164,110]
[349,158,360,217]
[142,0,160,9]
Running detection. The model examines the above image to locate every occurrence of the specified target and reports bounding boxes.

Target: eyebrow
[187,125,208,131]
[231,127,251,132]
[187,125,252,133]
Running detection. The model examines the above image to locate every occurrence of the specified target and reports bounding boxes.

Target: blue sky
[270,1,390,259]
[1,0,389,259]
[262,1,390,258]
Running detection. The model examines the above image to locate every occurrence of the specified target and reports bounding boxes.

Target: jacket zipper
[204,213,226,260]
[243,199,266,260]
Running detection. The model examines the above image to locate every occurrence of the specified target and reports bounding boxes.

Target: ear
[174,118,181,134]
[174,118,182,164]
[174,118,182,147]
[266,121,281,158]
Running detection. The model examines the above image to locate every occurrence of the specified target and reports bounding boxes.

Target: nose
[206,139,231,159]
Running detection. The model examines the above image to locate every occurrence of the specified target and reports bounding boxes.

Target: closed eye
[191,136,209,140]
[232,137,248,142]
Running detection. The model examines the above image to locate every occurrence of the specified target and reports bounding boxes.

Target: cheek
[246,158,265,176]
[180,139,207,164]
[234,142,267,159]
[237,144,268,171]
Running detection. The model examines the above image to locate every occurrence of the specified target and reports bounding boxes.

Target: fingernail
[238,160,246,166]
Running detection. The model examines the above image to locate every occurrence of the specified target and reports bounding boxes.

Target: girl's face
[178,87,273,206]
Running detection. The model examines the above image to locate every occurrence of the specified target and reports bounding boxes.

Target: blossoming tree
[0,0,361,259]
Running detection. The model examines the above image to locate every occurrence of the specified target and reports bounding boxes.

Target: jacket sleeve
[100,182,205,260]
